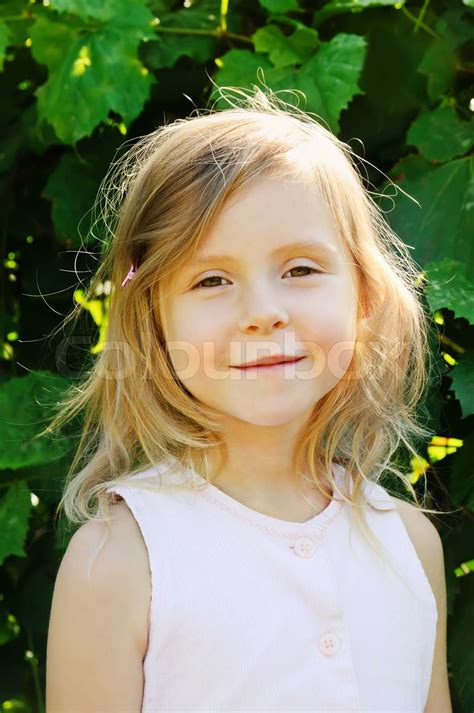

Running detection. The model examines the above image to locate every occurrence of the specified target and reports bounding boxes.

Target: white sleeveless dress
[106,457,437,712]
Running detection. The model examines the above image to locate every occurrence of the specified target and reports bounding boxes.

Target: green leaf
[299,33,366,133]
[143,0,242,70]
[451,433,474,509]
[417,40,457,101]
[313,0,401,26]
[30,4,156,144]
[0,482,32,566]
[424,259,474,324]
[211,52,324,124]
[0,1,34,50]
[0,119,25,174]
[407,104,474,162]
[450,352,474,418]
[0,21,12,71]
[213,34,366,135]
[434,6,474,49]
[259,0,299,12]
[0,372,73,470]
[211,49,274,100]
[252,25,319,68]
[447,554,474,704]
[385,154,474,279]
[42,138,117,246]
[48,0,149,22]
[418,7,474,101]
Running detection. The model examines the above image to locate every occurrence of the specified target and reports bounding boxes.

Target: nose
[237,287,290,334]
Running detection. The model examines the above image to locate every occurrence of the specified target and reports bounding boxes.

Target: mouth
[232,356,305,370]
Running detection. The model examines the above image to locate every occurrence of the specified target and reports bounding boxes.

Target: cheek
[301,294,358,347]
[299,290,358,379]
[165,308,230,377]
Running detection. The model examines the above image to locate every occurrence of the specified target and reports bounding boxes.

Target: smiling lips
[233,355,305,369]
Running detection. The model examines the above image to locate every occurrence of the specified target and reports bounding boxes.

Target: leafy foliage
[0,0,473,710]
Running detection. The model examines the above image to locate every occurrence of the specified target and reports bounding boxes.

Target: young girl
[45,88,451,712]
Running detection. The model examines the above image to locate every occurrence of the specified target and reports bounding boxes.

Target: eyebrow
[189,240,338,268]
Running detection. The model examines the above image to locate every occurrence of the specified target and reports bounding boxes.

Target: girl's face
[160,177,362,428]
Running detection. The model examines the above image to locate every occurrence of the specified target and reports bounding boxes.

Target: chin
[218,404,316,428]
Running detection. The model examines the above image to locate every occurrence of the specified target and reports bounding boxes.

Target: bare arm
[393,497,452,713]
[46,502,151,713]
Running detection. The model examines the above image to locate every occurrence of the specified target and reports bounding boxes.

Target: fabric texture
[105,457,437,713]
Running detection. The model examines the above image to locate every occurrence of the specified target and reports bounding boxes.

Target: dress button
[318,632,341,655]
[293,536,316,558]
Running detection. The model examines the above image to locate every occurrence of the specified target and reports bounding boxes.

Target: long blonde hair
[41,85,453,591]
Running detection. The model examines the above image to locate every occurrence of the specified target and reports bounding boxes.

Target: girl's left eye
[192,266,322,290]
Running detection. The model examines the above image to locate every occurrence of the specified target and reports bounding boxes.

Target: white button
[293,536,316,558]
[318,632,340,655]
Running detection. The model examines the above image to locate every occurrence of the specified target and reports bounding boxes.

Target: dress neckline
[188,461,347,534]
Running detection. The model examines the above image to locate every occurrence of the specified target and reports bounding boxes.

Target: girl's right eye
[192,275,230,290]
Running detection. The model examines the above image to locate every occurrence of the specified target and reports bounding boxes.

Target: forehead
[191,177,351,264]
[189,240,339,270]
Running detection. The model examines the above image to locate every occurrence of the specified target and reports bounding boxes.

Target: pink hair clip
[121,262,137,287]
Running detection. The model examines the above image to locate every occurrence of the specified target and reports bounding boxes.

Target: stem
[456,64,474,75]
[400,6,440,39]
[219,0,229,34]
[154,25,253,45]
[266,14,309,31]
[438,334,465,355]
[1,14,34,21]
[2,11,253,45]
[26,627,46,713]
[413,0,430,33]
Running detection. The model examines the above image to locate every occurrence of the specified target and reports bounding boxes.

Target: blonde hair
[41,85,455,593]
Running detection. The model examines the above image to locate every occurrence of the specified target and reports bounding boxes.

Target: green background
[0,0,473,710]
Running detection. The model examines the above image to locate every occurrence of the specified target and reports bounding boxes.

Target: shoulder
[389,495,445,605]
[390,496,444,583]
[59,501,151,654]
[390,496,452,712]
[46,502,151,712]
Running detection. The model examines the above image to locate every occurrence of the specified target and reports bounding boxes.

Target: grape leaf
[252,25,319,68]
[211,49,273,101]
[0,371,73,470]
[42,136,117,246]
[417,40,458,101]
[407,104,474,162]
[0,482,32,566]
[313,0,400,26]
[418,7,474,100]
[434,6,474,49]
[445,554,474,708]
[450,352,474,418]
[299,33,366,133]
[386,154,474,279]
[48,0,149,22]
[424,259,474,324]
[143,0,242,70]
[30,4,156,144]
[213,34,366,134]
[0,0,34,50]
[0,21,12,71]
[259,0,299,12]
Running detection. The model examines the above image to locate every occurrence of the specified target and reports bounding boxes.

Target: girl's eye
[284,266,322,279]
[192,266,322,290]
[192,275,231,289]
